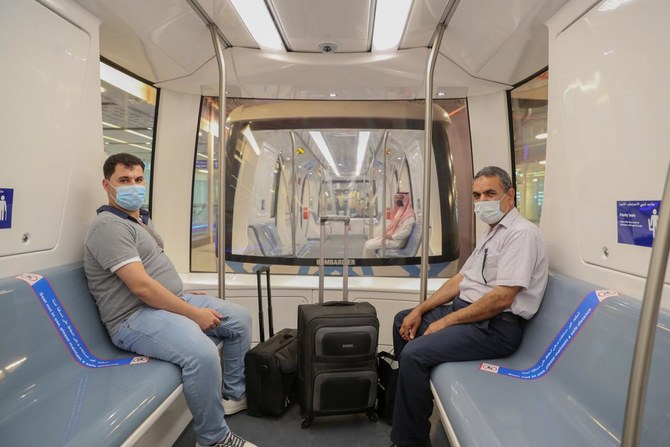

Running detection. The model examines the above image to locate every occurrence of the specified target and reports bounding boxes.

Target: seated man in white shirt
[389,166,548,447]
[362,192,416,257]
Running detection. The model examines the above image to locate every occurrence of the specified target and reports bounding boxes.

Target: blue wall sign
[617,200,661,248]
[0,187,13,229]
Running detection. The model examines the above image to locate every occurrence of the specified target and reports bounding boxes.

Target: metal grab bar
[622,164,670,446]
[419,23,446,302]
[209,24,227,301]
[381,131,389,257]
[418,0,461,302]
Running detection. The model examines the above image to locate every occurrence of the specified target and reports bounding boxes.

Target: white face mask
[474,198,508,225]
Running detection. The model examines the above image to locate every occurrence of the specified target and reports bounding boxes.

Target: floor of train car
[172,401,450,447]
[185,232,452,446]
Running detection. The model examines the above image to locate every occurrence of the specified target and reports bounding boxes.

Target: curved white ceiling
[73,0,571,99]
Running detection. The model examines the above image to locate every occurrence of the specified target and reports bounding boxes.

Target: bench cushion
[0,263,182,446]
[248,222,310,257]
[431,274,670,446]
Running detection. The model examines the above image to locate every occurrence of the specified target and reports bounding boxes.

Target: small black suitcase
[244,266,298,417]
[297,216,379,428]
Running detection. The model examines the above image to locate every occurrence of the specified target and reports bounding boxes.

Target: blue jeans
[111,294,252,446]
[390,299,523,446]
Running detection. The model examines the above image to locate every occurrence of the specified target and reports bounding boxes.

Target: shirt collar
[498,207,520,228]
[97,205,149,225]
[482,207,520,241]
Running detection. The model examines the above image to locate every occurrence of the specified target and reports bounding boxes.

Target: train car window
[510,70,548,225]
[191,98,221,268]
[100,61,158,211]
[190,99,472,276]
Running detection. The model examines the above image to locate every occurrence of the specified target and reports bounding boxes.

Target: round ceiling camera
[318,41,338,53]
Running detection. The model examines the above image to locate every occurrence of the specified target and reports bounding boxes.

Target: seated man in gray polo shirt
[389,166,548,447]
[84,153,256,447]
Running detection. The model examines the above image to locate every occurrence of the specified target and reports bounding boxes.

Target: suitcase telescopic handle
[318,216,350,304]
[255,266,273,342]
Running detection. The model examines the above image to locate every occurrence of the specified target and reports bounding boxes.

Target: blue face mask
[109,183,146,211]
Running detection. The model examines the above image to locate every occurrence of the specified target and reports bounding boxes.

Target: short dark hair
[474,166,513,192]
[103,153,145,179]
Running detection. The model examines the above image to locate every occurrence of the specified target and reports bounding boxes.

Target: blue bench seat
[247,222,311,257]
[0,263,200,446]
[430,274,670,446]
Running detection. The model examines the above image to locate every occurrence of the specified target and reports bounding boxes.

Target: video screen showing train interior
[191,100,465,271]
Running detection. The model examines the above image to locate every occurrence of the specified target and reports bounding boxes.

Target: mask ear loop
[104,180,117,195]
[105,181,125,210]
[501,190,513,214]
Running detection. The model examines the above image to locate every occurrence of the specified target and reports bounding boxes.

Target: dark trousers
[390,298,524,446]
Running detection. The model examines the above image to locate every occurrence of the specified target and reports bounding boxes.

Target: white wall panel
[152,89,201,273]
[467,91,512,238]
[0,1,88,258]
[0,0,103,276]
[543,0,670,305]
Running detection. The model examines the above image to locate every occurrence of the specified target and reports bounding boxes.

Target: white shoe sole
[223,397,247,415]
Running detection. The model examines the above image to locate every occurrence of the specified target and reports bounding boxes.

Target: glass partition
[191,100,465,272]
[100,61,158,209]
[510,70,548,225]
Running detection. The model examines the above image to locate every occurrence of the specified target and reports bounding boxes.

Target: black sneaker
[197,431,257,447]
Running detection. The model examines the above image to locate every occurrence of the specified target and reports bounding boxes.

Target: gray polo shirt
[84,208,184,335]
[459,208,548,319]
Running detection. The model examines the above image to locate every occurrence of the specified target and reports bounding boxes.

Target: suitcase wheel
[367,409,378,422]
[301,416,313,429]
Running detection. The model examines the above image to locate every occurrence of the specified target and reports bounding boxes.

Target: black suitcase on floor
[244,266,298,417]
[297,216,379,428]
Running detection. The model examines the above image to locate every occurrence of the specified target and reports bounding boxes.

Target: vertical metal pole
[207,125,215,244]
[319,219,326,303]
[343,217,350,301]
[622,166,670,447]
[368,161,374,239]
[290,132,297,257]
[381,131,389,256]
[419,24,446,302]
[209,25,227,300]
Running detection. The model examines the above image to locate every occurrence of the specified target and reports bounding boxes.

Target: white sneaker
[223,396,247,415]
[196,431,257,447]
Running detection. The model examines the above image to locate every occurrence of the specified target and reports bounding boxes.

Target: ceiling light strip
[242,125,261,155]
[309,131,340,177]
[372,0,413,52]
[230,0,286,53]
[124,129,153,140]
[355,131,371,176]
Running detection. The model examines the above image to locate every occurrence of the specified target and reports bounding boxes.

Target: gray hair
[474,166,513,192]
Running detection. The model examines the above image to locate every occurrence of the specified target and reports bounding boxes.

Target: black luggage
[244,266,298,417]
[376,351,399,425]
[297,216,379,428]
